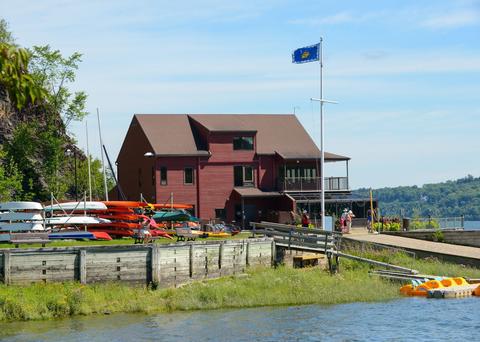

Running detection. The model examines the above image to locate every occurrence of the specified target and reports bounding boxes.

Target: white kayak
[44,201,108,212]
[45,216,111,226]
[0,202,43,211]
[0,222,45,232]
[0,212,43,222]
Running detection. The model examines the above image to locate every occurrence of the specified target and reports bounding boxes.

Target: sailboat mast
[86,120,92,201]
[97,108,109,200]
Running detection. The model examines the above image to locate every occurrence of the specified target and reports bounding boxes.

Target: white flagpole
[86,120,92,201]
[97,108,109,200]
[310,38,338,230]
[320,37,325,230]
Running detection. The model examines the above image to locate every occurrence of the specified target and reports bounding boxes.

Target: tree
[29,45,88,127]
[0,19,15,45]
[0,42,47,110]
[0,147,23,201]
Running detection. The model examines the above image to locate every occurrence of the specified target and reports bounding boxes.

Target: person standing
[341,209,348,233]
[347,210,355,233]
[301,210,310,228]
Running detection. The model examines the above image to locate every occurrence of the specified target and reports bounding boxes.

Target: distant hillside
[353,175,480,220]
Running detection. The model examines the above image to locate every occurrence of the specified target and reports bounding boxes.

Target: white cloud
[421,10,480,29]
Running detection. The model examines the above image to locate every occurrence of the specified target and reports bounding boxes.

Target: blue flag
[292,44,320,64]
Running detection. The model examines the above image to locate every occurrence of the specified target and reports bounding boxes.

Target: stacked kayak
[0,202,45,232]
[86,201,172,239]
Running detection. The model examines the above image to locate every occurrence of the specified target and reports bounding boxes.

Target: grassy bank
[1,250,479,322]
[0,266,399,322]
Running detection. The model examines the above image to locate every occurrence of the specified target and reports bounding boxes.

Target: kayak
[48,231,96,240]
[0,201,43,211]
[0,212,43,221]
[103,201,148,208]
[44,201,107,211]
[45,216,111,226]
[151,203,193,210]
[0,222,44,232]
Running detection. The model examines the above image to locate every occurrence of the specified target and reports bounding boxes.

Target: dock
[344,229,480,267]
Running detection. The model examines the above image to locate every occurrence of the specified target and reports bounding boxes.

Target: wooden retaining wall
[0,238,273,287]
[383,230,480,248]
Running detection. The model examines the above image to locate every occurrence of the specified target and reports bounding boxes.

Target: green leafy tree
[0,147,23,201]
[0,42,47,110]
[0,19,15,45]
[29,45,87,127]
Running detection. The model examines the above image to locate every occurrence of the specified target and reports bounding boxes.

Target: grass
[0,266,400,322]
[0,248,478,322]
[0,232,252,249]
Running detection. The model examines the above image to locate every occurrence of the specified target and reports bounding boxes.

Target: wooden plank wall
[0,238,273,287]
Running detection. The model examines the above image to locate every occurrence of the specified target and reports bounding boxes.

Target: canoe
[103,201,148,208]
[44,202,107,211]
[0,222,45,232]
[45,216,111,226]
[0,202,43,211]
[0,212,43,221]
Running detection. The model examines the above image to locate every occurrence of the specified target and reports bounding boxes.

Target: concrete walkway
[344,228,480,266]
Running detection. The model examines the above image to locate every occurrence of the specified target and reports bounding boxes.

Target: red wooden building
[116,114,352,227]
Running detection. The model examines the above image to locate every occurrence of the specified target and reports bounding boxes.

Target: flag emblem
[292,44,320,64]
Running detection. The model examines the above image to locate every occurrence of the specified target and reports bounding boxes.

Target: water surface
[1,297,479,341]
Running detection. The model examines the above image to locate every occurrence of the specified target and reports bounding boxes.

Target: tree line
[0,19,113,202]
[354,175,480,220]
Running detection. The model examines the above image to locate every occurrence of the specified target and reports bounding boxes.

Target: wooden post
[3,251,10,285]
[189,244,193,278]
[271,239,276,267]
[288,228,292,254]
[151,245,160,285]
[218,242,223,271]
[246,241,250,266]
[79,249,87,284]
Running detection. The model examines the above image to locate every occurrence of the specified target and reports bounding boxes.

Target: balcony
[278,177,349,192]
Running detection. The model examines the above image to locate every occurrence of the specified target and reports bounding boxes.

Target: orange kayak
[151,203,193,210]
[103,201,148,208]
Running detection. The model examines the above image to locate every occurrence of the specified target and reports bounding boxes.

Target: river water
[1,297,479,341]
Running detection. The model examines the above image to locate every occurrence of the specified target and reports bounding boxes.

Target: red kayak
[92,231,112,240]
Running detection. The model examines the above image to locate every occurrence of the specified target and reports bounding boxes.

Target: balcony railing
[279,177,349,192]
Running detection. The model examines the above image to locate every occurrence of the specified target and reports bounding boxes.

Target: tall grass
[0,249,478,322]
[0,266,399,322]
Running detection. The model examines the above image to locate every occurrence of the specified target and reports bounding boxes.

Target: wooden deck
[344,229,480,267]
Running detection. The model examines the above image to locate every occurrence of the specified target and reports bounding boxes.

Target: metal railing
[279,176,349,192]
[405,216,465,230]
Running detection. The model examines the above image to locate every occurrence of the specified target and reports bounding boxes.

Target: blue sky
[1,0,479,189]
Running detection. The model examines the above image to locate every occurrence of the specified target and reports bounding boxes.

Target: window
[234,165,254,187]
[160,167,167,185]
[184,167,194,185]
[244,166,253,183]
[215,208,226,220]
[233,136,254,150]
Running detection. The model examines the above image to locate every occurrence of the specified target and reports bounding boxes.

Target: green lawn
[0,232,252,249]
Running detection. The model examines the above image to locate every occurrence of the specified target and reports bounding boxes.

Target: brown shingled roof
[135,114,208,156]
[189,114,349,160]
[134,114,349,160]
